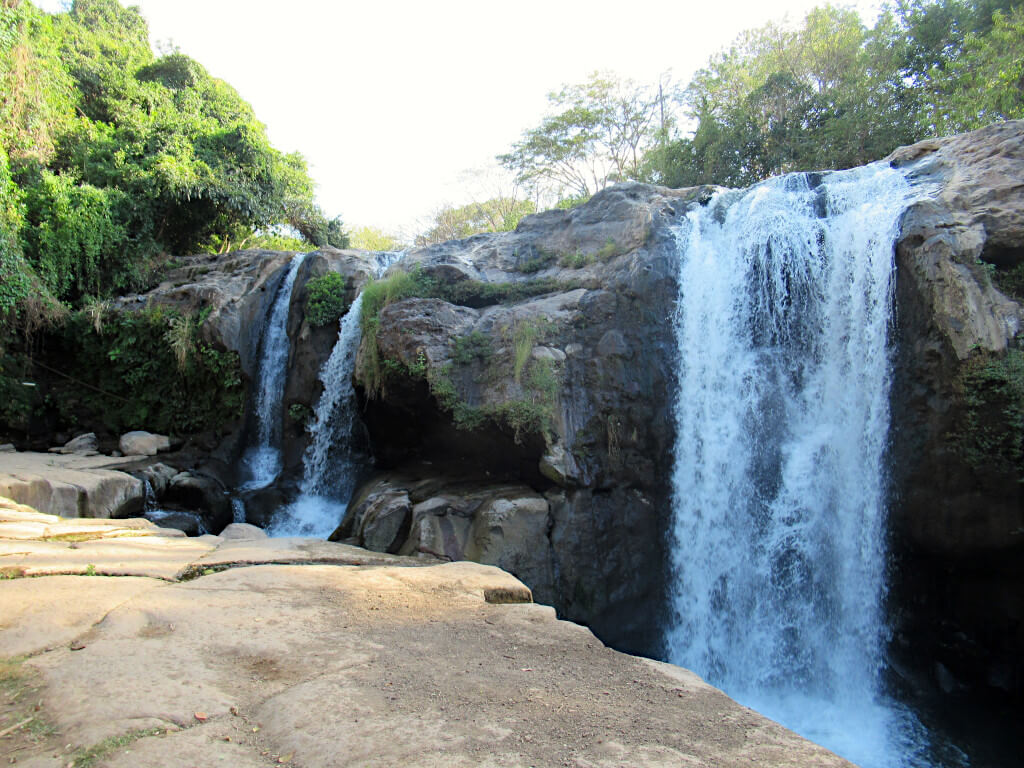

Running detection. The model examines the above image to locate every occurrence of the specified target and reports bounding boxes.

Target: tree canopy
[499,1,1023,194]
[0,0,345,334]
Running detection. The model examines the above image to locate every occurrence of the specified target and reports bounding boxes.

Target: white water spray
[666,164,932,768]
[240,253,306,489]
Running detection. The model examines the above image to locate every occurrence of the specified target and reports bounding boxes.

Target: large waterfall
[666,164,932,768]
[240,252,306,489]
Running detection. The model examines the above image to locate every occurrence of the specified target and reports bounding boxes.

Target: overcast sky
[38,0,882,235]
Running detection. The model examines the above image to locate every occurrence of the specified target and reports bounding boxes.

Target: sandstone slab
[0,574,165,657]
[0,452,144,519]
[3,561,850,767]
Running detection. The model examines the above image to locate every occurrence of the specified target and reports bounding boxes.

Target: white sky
[37,0,882,236]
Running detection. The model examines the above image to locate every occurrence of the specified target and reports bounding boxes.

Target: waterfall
[267,250,403,538]
[665,164,933,768]
[267,293,366,537]
[240,253,307,489]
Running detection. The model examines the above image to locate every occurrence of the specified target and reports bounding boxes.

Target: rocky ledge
[0,501,849,767]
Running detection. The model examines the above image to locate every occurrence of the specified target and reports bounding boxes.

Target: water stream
[239,252,307,490]
[665,164,941,768]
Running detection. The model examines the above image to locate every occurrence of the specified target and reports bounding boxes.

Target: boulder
[0,451,144,519]
[134,462,179,498]
[338,473,556,604]
[119,431,171,457]
[218,522,268,541]
[49,432,99,456]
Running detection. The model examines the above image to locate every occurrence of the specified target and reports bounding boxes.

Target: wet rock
[165,472,232,533]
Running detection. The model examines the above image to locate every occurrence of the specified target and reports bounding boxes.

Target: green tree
[927,5,1024,131]
[415,197,536,246]
[350,225,404,252]
[498,72,665,200]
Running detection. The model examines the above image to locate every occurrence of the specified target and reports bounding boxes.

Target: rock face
[128,248,381,484]
[889,120,1024,697]
[344,183,714,655]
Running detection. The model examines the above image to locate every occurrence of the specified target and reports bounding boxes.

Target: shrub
[304,272,348,328]
[452,331,493,366]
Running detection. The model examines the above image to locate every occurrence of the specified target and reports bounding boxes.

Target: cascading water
[267,292,366,537]
[267,250,404,538]
[665,164,936,768]
[240,253,307,489]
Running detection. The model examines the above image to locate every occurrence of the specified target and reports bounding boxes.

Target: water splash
[665,164,936,767]
[240,253,307,489]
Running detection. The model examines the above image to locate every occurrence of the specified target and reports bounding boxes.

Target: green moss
[304,271,349,327]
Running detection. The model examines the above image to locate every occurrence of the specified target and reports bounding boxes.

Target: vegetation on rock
[304,272,349,328]
[951,347,1024,481]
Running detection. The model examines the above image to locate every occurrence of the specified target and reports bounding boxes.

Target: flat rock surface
[1,561,850,768]
[190,536,433,569]
[1,500,850,767]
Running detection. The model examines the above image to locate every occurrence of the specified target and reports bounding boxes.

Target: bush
[304,272,348,328]
[452,331,493,366]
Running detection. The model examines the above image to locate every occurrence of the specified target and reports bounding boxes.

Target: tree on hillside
[415,197,536,246]
[498,72,669,202]
[350,226,405,252]
[0,0,341,320]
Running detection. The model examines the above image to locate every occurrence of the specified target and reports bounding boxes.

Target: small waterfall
[240,253,307,489]
[267,293,366,537]
[666,164,932,767]
[267,251,403,538]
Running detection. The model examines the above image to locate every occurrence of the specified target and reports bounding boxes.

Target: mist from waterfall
[239,253,307,490]
[665,164,940,768]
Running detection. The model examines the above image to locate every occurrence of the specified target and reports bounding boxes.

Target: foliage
[0,0,342,327]
[304,271,349,327]
[452,331,493,366]
[644,1,1022,189]
[40,305,245,435]
[288,402,313,426]
[349,225,405,252]
[415,197,535,246]
[498,71,669,201]
[927,4,1024,131]
[952,347,1024,479]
